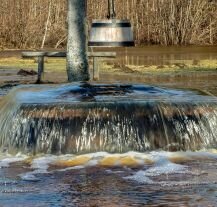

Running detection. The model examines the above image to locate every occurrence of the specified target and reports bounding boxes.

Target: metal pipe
[107,0,116,19]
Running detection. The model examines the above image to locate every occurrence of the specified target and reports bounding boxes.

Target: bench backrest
[22,51,116,58]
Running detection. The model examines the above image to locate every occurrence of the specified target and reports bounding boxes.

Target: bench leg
[93,57,99,81]
[37,56,44,83]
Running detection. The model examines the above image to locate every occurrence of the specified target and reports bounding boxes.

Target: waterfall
[0,83,216,154]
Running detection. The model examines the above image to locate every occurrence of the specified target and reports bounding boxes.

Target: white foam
[105,169,125,174]
[124,171,154,184]
[123,154,189,184]
[56,166,85,172]
[20,155,57,181]
[30,155,57,173]
[151,150,217,161]
[145,157,188,177]
[157,180,217,187]
[0,150,215,184]
[20,174,41,182]
[122,151,217,185]
[87,152,109,158]
[86,159,98,167]
[0,153,28,168]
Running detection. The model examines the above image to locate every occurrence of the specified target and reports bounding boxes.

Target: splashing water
[0,83,217,206]
[0,151,217,206]
[0,83,216,154]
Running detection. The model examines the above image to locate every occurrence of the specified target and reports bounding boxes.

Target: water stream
[0,83,216,154]
[0,83,217,206]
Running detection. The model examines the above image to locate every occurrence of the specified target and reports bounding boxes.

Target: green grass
[102,59,217,75]
[0,57,216,75]
[0,57,66,72]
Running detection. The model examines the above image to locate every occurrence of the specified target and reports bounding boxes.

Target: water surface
[0,151,217,206]
[0,83,216,206]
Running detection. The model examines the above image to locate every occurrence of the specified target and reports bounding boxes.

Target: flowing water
[0,83,217,206]
[94,46,217,66]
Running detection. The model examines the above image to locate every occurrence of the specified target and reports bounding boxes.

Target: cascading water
[0,83,217,206]
[0,83,216,154]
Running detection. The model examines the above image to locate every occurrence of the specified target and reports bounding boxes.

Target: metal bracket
[107,0,116,19]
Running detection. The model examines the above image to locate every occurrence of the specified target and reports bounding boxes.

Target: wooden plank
[37,56,44,83]
[22,52,46,57]
[22,51,64,57]
[88,52,116,58]
[22,51,116,58]
[93,57,99,81]
[46,52,66,57]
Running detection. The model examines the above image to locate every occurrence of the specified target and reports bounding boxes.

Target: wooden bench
[22,51,116,82]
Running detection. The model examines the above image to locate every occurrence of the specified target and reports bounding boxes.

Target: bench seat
[22,51,116,82]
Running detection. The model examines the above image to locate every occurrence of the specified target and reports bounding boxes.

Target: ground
[0,49,217,98]
[0,49,217,207]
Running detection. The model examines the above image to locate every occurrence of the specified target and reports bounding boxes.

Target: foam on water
[20,174,41,182]
[30,155,58,172]
[0,150,216,185]
[1,150,217,169]
[0,153,28,168]
[19,155,61,181]
[144,157,188,176]
[56,165,85,172]
[124,171,154,184]
[124,161,190,185]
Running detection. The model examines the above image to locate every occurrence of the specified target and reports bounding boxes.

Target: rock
[192,59,199,65]
[174,63,187,69]
[156,65,165,69]
[17,69,37,76]
[113,63,134,73]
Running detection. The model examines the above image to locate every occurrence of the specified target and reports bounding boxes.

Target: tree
[67,0,89,82]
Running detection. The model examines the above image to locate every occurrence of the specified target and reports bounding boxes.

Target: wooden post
[67,0,89,82]
[37,56,44,83]
[93,57,99,81]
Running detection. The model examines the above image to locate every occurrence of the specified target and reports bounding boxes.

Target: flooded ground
[94,46,217,66]
[0,83,216,206]
[0,151,217,207]
[0,46,216,206]
[2,46,217,65]
[1,70,217,98]
[0,46,216,96]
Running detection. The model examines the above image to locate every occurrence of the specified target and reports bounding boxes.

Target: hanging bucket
[88,19,135,47]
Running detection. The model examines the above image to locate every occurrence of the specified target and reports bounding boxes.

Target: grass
[0,57,217,75]
[102,59,217,75]
[0,57,66,72]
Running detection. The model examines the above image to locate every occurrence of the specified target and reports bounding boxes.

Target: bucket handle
[107,0,116,19]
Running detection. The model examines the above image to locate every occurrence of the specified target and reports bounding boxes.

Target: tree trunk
[41,0,52,49]
[67,0,89,82]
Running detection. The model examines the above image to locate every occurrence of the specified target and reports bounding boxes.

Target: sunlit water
[94,46,217,66]
[0,83,216,154]
[0,151,217,206]
[0,83,217,206]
